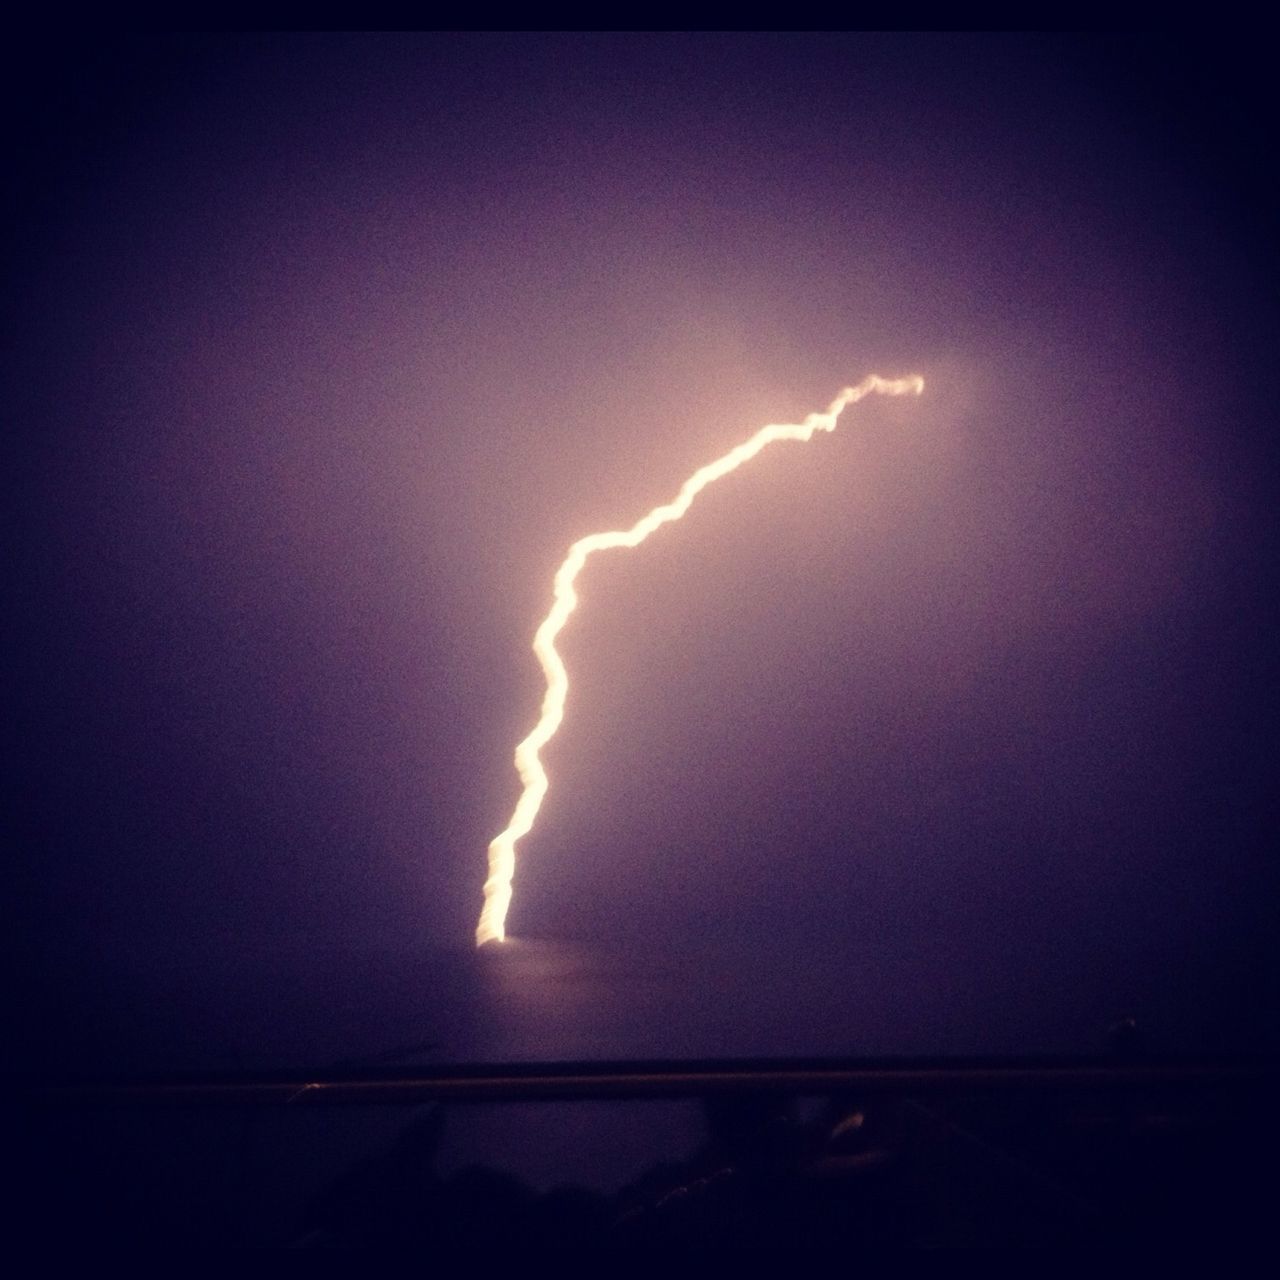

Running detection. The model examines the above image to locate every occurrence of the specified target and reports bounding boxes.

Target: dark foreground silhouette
[285,1088,1269,1247]
[14,1051,1275,1247]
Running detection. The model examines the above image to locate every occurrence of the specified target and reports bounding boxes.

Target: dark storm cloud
[3,33,1275,1067]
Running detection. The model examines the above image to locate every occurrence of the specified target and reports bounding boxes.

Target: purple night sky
[4,33,1276,1071]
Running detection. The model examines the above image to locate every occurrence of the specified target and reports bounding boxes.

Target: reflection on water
[474,935,699,1061]
[23,927,1260,1079]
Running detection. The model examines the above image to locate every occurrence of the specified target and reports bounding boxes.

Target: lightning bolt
[477,373,925,945]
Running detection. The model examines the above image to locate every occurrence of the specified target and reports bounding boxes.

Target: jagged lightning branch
[477,373,925,945]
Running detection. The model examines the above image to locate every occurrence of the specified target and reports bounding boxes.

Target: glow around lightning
[476,374,925,945]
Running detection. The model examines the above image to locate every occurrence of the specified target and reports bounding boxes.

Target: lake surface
[21,928,1265,1079]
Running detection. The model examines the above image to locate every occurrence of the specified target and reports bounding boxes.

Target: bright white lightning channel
[477,373,925,945]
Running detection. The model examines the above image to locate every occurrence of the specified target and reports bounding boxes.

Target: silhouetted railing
[22,1055,1275,1107]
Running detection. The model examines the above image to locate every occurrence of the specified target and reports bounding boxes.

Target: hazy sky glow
[4,33,1276,1069]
